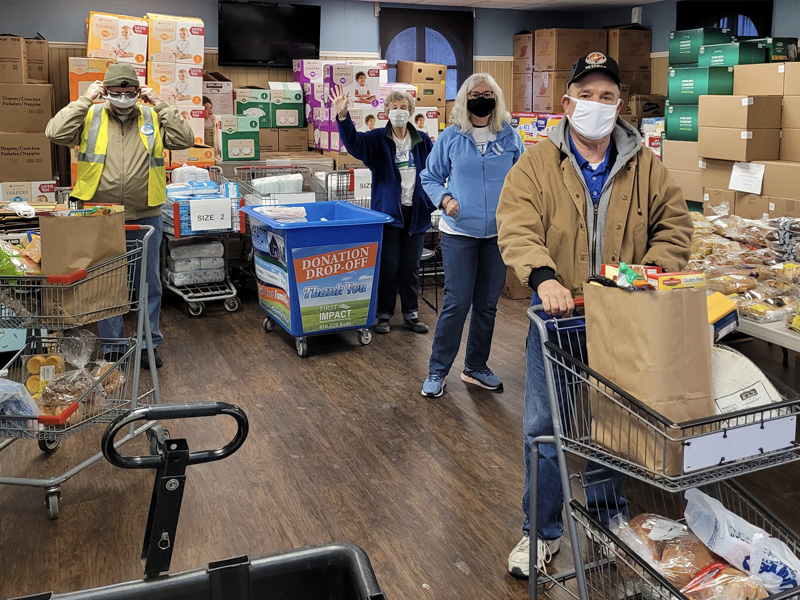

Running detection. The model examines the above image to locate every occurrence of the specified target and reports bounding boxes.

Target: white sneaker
[508,535,561,578]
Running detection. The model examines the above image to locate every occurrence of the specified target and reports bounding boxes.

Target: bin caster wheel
[295,339,308,357]
[224,297,241,312]
[45,490,61,520]
[187,302,204,317]
[148,425,170,456]
[38,438,60,454]
[263,317,275,332]
[358,329,372,346]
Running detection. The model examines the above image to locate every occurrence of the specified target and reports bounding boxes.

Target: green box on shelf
[235,88,272,128]
[698,42,766,67]
[667,66,734,105]
[214,115,260,162]
[665,102,699,142]
[669,28,732,65]
[750,37,800,62]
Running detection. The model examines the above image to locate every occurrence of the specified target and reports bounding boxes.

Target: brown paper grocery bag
[39,211,126,276]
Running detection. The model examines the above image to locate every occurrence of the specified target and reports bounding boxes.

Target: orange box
[86,12,148,65]
[147,62,203,106]
[145,13,205,66]
[69,57,145,102]
[648,272,707,290]
[169,145,214,168]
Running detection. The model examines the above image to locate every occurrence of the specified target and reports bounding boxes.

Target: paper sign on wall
[190,198,232,231]
[353,169,371,201]
[728,162,765,195]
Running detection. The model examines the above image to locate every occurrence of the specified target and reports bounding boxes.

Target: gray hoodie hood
[548,116,643,275]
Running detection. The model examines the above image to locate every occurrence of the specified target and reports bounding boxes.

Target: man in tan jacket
[497,53,692,578]
[46,63,194,369]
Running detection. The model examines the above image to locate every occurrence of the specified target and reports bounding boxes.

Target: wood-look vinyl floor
[1,287,798,599]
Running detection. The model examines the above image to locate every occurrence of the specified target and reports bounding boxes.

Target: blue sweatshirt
[337,114,435,235]
[421,121,524,238]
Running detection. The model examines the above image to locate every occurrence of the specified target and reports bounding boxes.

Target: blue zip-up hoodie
[337,114,435,235]
[421,121,524,238]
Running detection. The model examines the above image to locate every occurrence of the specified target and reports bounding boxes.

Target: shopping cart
[0,224,163,519]
[324,169,372,208]
[525,299,800,599]
[162,166,241,316]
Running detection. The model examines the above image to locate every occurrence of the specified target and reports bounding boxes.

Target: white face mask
[105,94,139,110]
[388,109,410,128]
[565,96,621,141]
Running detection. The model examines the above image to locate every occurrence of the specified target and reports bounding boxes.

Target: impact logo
[586,52,607,65]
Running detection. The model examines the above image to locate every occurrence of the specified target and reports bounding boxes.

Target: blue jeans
[98,216,163,349]
[428,233,506,376]
[377,206,425,321]
[522,307,626,539]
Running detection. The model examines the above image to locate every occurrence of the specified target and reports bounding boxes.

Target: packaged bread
[740,302,787,323]
[708,275,757,294]
[682,563,768,600]
[660,535,719,588]
[92,362,125,396]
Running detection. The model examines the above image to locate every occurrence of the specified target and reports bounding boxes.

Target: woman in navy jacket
[332,86,435,334]
[419,74,524,398]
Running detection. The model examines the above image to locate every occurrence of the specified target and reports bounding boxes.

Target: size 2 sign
[190,198,232,232]
[353,169,371,201]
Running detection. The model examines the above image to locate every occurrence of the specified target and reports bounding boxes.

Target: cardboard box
[168,145,214,169]
[321,150,364,169]
[293,59,337,85]
[513,74,533,112]
[648,271,706,290]
[350,107,388,132]
[733,63,786,96]
[620,70,652,95]
[703,188,735,215]
[783,96,800,130]
[769,197,800,218]
[619,83,630,107]
[235,88,271,128]
[412,108,441,142]
[0,133,51,181]
[620,114,639,128]
[145,13,205,65]
[503,267,531,300]
[326,64,381,109]
[25,39,48,83]
[258,128,279,153]
[628,94,665,118]
[202,72,233,127]
[346,59,388,85]
[445,100,455,125]
[68,57,145,102]
[607,29,651,72]
[214,115,259,162]
[669,28,732,65]
[734,192,770,220]
[752,37,799,62]
[755,161,800,201]
[532,71,568,113]
[147,63,202,106]
[667,169,703,202]
[667,66,734,104]
[0,36,28,84]
[698,42,766,67]
[665,103,699,141]
[0,180,56,203]
[415,83,445,109]
[0,83,53,133]
[396,61,446,84]
[697,127,780,161]
[510,112,564,146]
[514,32,534,74]
[785,64,800,96]
[534,29,608,72]
[661,140,701,172]
[177,107,205,145]
[379,83,416,106]
[269,82,304,128]
[781,129,800,162]
[699,159,734,190]
[86,12,148,65]
[278,128,308,152]
[698,95,782,129]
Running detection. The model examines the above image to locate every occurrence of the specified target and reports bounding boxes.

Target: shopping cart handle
[101,402,249,470]
[529,297,584,313]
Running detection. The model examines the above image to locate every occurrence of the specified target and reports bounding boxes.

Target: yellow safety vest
[73,104,166,206]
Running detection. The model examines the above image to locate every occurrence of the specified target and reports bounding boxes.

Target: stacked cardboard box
[513,32,534,112]
[397,61,446,141]
[697,95,782,162]
[202,72,233,146]
[608,28,653,101]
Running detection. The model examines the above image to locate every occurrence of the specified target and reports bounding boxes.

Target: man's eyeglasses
[467,91,495,100]
[106,92,138,100]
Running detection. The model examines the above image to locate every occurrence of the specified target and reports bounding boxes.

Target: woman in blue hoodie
[420,73,525,398]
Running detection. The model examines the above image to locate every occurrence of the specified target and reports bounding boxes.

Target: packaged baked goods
[91,361,125,396]
[708,275,757,294]
[740,301,787,323]
[0,240,41,276]
[682,563,768,600]
[661,536,719,588]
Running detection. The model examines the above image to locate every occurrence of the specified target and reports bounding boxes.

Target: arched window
[715,15,758,37]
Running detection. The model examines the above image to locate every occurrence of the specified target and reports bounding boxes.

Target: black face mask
[467,97,496,118]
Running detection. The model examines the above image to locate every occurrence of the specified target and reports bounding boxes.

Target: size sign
[353,169,371,201]
[190,198,232,232]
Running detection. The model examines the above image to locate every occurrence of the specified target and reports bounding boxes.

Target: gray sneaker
[375,319,390,334]
[403,318,429,333]
[461,366,502,390]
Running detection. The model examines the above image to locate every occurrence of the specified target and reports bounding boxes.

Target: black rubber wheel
[38,438,60,454]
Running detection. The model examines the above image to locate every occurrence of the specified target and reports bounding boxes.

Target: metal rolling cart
[524,299,800,600]
[0,224,164,519]
[162,166,243,317]
[324,169,371,208]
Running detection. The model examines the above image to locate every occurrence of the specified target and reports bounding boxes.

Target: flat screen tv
[218,1,321,68]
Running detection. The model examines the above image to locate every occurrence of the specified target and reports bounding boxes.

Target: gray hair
[383,90,415,113]
[449,73,510,134]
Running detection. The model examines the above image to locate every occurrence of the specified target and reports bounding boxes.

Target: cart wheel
[358,328,372,346]
[38,438,60,454]
[187,302,204,317]
[148,425,170,456]
[263,317,276,332]
[224,297,241,312]
[295,338,308,357]
[45,491,61,520]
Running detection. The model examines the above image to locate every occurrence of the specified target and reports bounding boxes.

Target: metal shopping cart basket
[0,224,163,518]
[524,298,800,600]
[162,166,241,316]
[324,169,372,208]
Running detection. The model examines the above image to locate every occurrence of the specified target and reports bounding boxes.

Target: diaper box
[235,87,271,128]
[145,13,205,65]
[25,38,49,84]
[214,115,260,161]
[0,180,56,203]
[293,60,341,85]
[147,62,203,106]
[314,106,333,150]
[303,82,326,123]
[347,60,389,85]
[177,107,206,145]
[325,65,381,109]
[0,83,53,133]
[69,57,145,102]
[350,107,388,132]
[202,72,233,125]
[0,36,27,84]
[168,145,215,169]
[412,108,441,142]
[379,83,417,106]
[269,81,304,128]
[86,12,148,65]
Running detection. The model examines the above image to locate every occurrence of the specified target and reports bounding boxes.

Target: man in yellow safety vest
[46,63,194,369]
